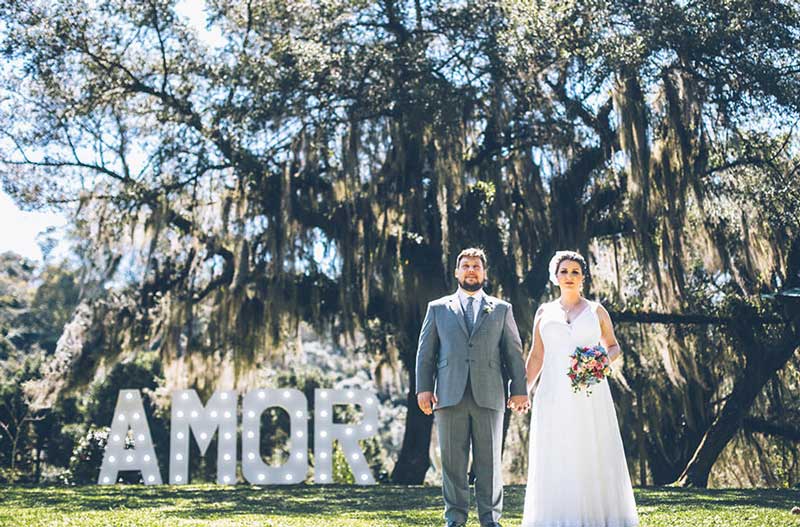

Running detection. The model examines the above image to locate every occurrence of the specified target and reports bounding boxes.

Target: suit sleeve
[500,304,527,397]
[415,302,439,394]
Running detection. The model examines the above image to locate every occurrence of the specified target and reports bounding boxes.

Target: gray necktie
[464,297,475,335]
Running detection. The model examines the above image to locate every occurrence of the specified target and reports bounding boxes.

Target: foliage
[62,426,109,485]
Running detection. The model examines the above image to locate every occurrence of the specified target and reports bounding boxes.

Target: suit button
[468,344,473,348]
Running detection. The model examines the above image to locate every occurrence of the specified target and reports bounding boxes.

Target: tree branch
[743,416,800,441]
[608,309,784,325]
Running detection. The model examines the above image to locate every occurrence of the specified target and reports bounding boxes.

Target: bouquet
[567,345,611,395]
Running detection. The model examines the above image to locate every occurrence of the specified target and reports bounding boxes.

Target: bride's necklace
[558,298,584,324]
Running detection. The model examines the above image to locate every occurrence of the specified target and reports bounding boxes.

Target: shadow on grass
[0,484,445,521]
[633,486,799,511]
[1,484,797,521]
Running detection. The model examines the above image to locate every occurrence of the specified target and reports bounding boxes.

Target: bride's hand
[508,394,531,414]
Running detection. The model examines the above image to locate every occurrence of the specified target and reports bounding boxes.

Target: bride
[522,250,639,527]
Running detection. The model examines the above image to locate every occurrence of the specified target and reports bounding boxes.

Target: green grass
[0,484,797,526]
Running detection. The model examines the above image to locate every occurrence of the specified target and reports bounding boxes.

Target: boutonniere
[483,302,495,314]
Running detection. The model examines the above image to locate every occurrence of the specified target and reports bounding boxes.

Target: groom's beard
[458,277,483,292]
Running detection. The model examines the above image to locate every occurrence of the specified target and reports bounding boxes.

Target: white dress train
[522,300,639,527]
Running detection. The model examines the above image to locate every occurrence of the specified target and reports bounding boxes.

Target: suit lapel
[471,296,493,336]
[448,294,470,338]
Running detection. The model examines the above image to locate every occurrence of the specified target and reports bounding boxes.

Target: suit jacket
[415,292,527,411]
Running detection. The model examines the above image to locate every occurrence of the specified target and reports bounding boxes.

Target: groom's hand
[508,395,531,414]
[417,391,437,415]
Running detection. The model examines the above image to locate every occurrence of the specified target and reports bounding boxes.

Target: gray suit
[416,291,527,525]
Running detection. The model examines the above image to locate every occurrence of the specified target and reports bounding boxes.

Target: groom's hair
[456,248,487,269]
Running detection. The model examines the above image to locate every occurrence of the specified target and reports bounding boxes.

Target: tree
[2,0,799,485]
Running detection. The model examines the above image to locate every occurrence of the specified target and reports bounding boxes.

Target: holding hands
[508,394,531,414]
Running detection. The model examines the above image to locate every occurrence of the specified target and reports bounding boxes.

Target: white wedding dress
[522,300,638,527]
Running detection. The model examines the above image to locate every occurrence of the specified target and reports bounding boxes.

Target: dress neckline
[555,299,593,325]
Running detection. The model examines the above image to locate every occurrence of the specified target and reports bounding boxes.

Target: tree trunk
[674,340,799,487]
[391,387,434,484]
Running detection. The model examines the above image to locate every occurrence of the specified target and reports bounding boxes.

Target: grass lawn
[0,484,798,526]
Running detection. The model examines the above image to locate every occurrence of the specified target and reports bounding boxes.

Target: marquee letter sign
[313,389,378,484]
[170,389,237,485]
[98,390,162,485]
[97,388,379,486]
[241,388,308,485]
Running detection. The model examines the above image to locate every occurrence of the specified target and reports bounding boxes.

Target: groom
[416,247,529,527]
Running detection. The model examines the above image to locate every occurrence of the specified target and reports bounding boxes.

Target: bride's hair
[548,250,588,285]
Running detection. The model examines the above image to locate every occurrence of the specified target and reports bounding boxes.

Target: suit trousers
[435,377,504,524]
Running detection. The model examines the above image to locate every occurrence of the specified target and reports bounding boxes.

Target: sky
[0,191,67,261]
